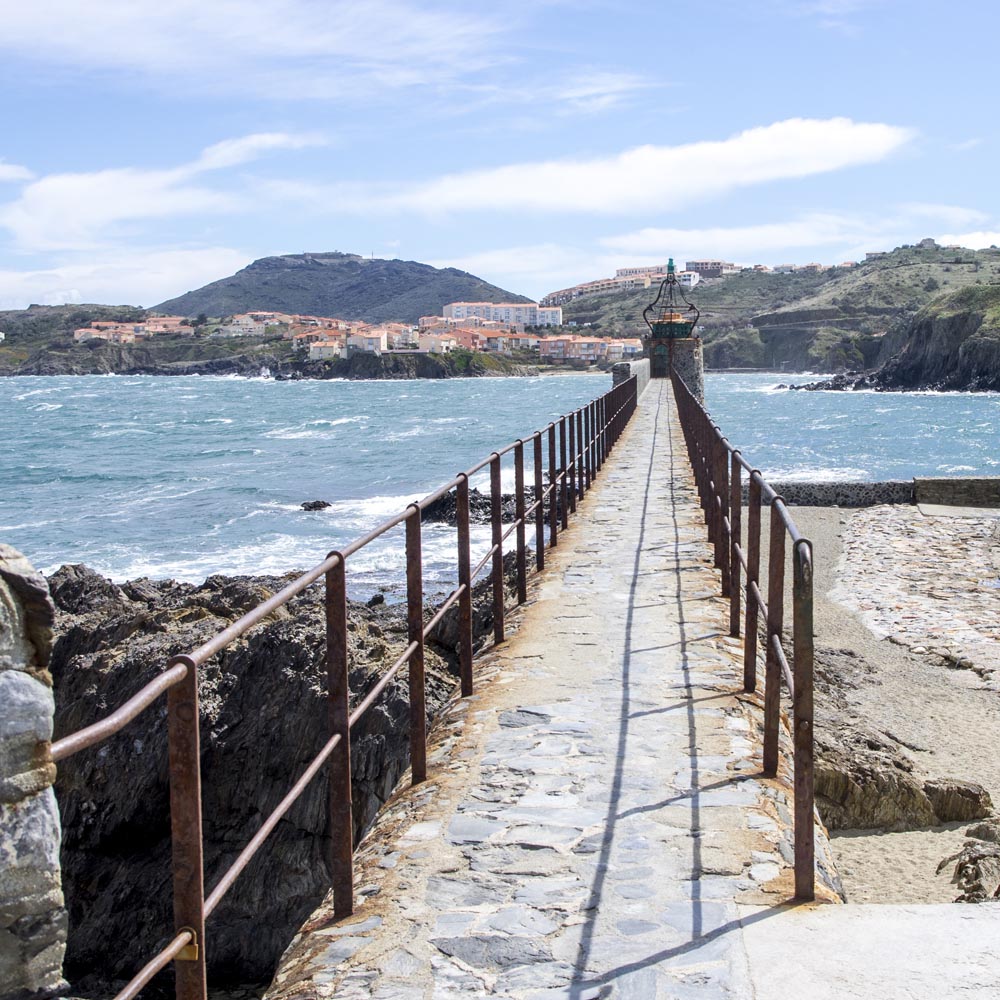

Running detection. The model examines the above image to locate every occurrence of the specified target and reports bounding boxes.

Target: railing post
[490,453,505,644]
[576,409,585,499]
[744,474,762,693]
[763,504,785,777]
[567,413,577,514]
[597,397,606,470]
[793,540,816,901]
[514,440,527,604]
[548,423,559,546]
[729,453,742,638]
[560,417,570,524]
[716,435,730,593]
[456,475,474,696]
[325,557,354,918]
[405,506,427,784]
[166,654,207,1000]
[533,433,545,571]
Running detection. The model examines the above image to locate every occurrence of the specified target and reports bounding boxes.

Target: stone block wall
[0,545,66,1000]
[746,480,916,507]
[670,339,704,401]
[611,358,650,397]
[915,476,1000,508]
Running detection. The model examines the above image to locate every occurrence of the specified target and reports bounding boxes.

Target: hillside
[560,245,1000,372]
[809,284,1000,392]
[154,252,532,323]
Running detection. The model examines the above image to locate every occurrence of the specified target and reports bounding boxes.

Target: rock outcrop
[49,562,515,994]
[795,285,1000,392]
[0,545,67,1000]
[813,646,992,831]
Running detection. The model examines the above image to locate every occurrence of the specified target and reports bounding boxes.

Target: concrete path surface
[264,381,996,999]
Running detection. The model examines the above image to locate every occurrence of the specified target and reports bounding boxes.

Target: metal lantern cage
[641,258,700,377]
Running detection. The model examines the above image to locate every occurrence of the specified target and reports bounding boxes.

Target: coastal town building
[684,259,739,279]
[307,340,344,360]
[443,302,562,328]
[541,266,699,307]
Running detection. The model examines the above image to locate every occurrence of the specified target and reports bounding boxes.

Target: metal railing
[670,370,815,902]
[49,376,640,1000]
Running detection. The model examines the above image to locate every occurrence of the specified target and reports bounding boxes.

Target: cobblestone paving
[831,504,1000,683]
[267,382,827,1000]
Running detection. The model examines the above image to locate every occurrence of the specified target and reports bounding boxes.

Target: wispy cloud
[295,118,914,216]
[936,231,1000,251]
[0,246,252,310]
[951,138,983,152]
[0,161,34,183]
[0,1,504,99]
[0,132,325,251]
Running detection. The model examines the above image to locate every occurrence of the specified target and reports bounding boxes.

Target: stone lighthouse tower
[641,259,705,401]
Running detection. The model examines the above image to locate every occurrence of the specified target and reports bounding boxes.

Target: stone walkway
[266,380,827,999]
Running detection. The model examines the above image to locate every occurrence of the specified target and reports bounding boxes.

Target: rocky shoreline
[49,560,518,996]
[2,343,539,380]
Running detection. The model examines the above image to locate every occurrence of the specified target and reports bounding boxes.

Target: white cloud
[194,132,327,171]
[951,138,983,152]
[0,132,323,251]
[551,72,651,113]
[0,162,34,183]
[0,1,502,99]
[0,247,252,310]
[327,118,914,216]
[937,231,1000,250]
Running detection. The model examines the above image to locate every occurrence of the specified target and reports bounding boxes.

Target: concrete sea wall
[742,476,1000,508]
[0,545,66,1000]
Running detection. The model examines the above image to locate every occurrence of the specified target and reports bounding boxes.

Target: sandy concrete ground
[775,505,1000,904]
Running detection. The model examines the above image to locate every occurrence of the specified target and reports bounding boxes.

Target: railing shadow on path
[568,380,808,995]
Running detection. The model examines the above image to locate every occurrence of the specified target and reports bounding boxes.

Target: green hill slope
[154,252,532,323]
[560,245,1000,372]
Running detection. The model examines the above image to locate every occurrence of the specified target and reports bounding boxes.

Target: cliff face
[871,286,1000,390]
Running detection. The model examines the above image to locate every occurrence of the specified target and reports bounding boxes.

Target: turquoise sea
[2,372,998,593]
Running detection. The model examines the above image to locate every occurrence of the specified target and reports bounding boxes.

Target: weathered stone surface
[924,779,992,824]
[0,546,65,1000]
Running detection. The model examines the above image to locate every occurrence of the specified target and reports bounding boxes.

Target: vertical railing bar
[548,423,559,546]
[405,506,427,784]
[167,654,207,1000]
[514,440,527,604]
[567,413,577,514]
[744,474,762,693]
[793,539,816,901]
[533,432,545,570]
[763,504,785,777]
[576,409,585,499]
[326,556,354,918]
[560,417,570,526]
[729,452,742,638]
[456,475,474,696]
[490,453,505,644]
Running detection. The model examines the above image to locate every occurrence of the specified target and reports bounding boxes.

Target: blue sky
[0,0,997,309]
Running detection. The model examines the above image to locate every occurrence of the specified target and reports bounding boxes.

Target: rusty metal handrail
[670,368,815,903]
[54,375,640,1000]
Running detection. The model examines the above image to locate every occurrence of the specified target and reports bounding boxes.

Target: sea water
[704,373,1000,482]
[1,374,606,595]
[3,372,999,594]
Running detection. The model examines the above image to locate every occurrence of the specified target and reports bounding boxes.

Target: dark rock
[300,500,331,511]
[366,593,385,607]
[50,561,517,994]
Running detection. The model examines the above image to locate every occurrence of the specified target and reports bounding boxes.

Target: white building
[443,302,562,327]
[308,340,344,360]
[347,331,388,354]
